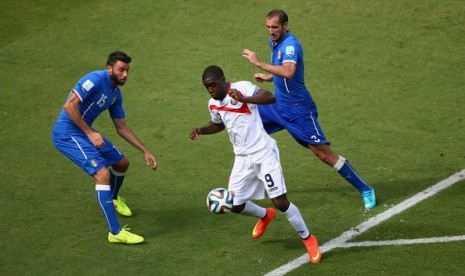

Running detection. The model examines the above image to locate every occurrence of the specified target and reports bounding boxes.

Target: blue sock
[110,167,125,200]
[333,156,372,193]
[96,184,121,235]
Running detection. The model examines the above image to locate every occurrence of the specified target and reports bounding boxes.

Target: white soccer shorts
[228,143,287,206]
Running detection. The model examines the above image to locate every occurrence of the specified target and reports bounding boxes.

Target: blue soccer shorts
[51,132,125,176]
[258,103,329,147]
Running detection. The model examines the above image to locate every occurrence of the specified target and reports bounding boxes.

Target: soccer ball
[206,188,233,214]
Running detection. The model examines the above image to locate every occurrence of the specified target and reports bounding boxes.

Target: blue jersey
[52,70,125,135]
[259,31,329,146]
[270,32,317,112]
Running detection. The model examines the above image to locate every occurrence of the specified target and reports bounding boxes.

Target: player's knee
[318,153,334,165]
[310,147,337,166]
[113,157,130,172]
[93,167,111,184]
[321,153,340,166]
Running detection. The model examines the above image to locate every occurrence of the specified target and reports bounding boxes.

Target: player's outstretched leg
[333,156,376,209]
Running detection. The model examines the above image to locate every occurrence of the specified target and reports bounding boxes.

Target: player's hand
[189,128,200,140]
[145,151,158,171]
[228,89,244,102]
[242,49,261,67]
[254,73,272,83]
[88,131,105,148]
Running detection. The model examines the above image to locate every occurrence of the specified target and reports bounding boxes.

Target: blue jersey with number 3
[52,70,125,135]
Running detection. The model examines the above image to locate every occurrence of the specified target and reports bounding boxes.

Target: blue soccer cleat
[362,188,376,210]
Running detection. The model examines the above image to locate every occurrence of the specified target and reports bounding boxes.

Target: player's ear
[107,64,112,74]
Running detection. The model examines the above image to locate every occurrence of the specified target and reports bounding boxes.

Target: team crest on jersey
[82,79,94,91]
[89,158,98,168]
[230,96,241,106]
[285,46,295,56]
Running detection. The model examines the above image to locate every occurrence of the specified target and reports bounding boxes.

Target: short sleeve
[282,42,298,64]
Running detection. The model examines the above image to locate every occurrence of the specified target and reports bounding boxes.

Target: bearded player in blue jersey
[51,51,158,244]
[242,10,376,210]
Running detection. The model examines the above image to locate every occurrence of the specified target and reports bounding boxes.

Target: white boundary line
[265,169,465,276]
[339,235,465,248]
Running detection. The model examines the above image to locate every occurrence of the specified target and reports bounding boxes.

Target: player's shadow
[139,205,239,240]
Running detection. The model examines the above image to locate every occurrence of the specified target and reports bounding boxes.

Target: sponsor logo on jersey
[82,79,94,91]
[268,187,278,192]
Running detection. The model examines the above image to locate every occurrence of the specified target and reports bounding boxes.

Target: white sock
[284,202,310,239]
[332,156,346,171]
[240,201,267,218]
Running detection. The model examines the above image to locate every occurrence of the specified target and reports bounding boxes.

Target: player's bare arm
[189,121,225,140]
[63,91,104,148]
[228,88,275,105]
[242,49,296,80]
[253,88,276,104]
[253,73,273,83]
[112,118,158,171]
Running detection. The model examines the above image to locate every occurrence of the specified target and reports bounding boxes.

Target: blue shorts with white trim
[51,132,125,176]
[258,103,330,147]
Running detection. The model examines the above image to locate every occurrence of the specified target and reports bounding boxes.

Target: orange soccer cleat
[302,234,322,263]
[252,208,276,239]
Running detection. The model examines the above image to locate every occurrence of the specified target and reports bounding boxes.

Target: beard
[110,73,126,86]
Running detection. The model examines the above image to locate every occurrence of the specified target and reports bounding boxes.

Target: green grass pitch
[1,1,464,275]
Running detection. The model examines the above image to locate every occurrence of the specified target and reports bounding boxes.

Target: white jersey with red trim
[208,81,275,155]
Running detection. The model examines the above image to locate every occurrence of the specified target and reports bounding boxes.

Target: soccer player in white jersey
[189,65,321,264]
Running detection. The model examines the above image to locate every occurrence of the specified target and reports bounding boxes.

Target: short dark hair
[107,51,131,66]
[202,65,224,81]
[267,9,288,24]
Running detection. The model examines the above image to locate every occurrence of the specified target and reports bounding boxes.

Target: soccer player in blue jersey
[51,51,158,244]
[242,10,376,209]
